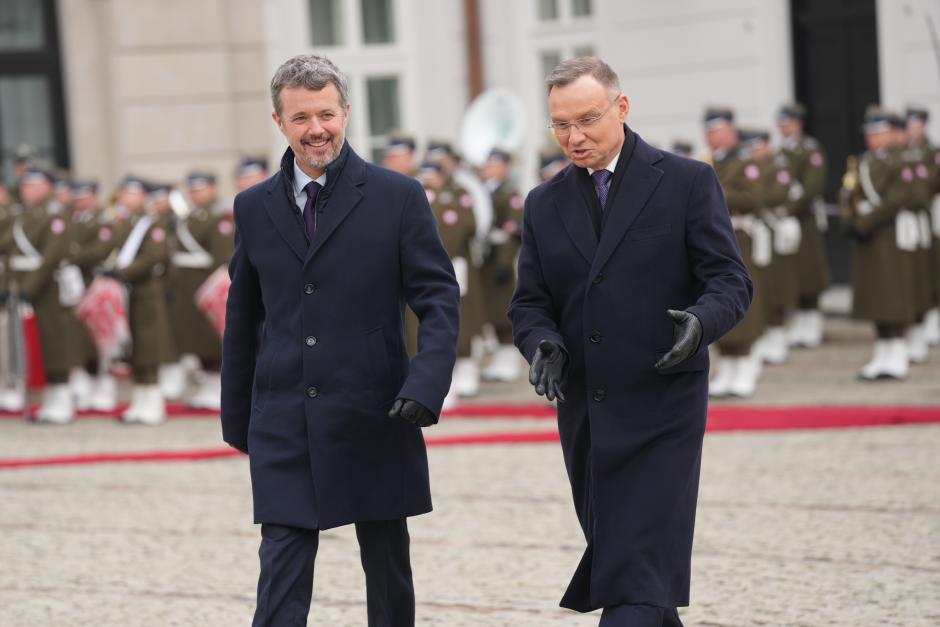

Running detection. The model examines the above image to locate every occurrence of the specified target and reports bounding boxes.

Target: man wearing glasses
[509,57,752,626]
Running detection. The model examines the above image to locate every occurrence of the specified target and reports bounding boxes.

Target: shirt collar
[587,151,619,177]
[293,159,327,200]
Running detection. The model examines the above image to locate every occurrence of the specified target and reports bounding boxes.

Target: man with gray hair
[221,54,460,626]
[509,57,751,626]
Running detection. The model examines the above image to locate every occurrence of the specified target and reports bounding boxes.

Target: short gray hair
[270,54,349,116]
[546,57,620,96]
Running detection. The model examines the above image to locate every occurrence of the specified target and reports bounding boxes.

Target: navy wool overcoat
[509,130,752,612]
[221,143,460,530]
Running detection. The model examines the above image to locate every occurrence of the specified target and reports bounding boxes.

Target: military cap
[417,161,444,176]
[887,111,906,130]
[538,151,567,176]
[146,181,173,199]
[861,106,892,134]
[118,175,148,192]
[426,140,455,160]
[72,180,99,197]
[20,163,55,184]
[385,134,416,155]
[905,106,929,123]
[53,171,73,192]
[703,106,735,129]
[186,170,217,188]
[738,128,770,146]
[777,102,807,122]
[486,148,512,164]
[236,156,268,177]
[670,140,693,156]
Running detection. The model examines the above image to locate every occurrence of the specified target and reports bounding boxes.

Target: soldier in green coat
[704,108,763,398]
[905,107,940,346]
[0,181,22,411]
[478,148,525,383]
[105,177,175,423]
[841,108,919,380]
[777,103,831,348]
[1,165,82,422]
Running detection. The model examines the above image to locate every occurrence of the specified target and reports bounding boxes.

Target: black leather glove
[529,340,567,402]
[654,309,703,371]
[388,398,438,427]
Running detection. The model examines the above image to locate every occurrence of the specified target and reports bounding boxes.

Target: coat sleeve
[684,164,754,346]
[506,193,567,363]
[115,228,168,284]
[854,163,916,235]
[220,199,263,451]
[396,180,461,417]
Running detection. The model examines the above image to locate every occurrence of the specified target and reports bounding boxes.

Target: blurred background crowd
[1,0,939,424]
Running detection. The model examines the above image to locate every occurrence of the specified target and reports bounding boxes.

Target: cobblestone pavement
[0,316,938,626]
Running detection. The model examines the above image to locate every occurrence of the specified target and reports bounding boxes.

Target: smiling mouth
[304,137,331,149]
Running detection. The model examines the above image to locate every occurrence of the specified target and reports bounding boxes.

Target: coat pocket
[626,223,671,242]
[364,326,396,406]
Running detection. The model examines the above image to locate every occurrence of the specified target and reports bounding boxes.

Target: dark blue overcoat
[221,143,460,530]
[509,131,751,612]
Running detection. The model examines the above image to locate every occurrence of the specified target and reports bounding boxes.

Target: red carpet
[1,404,938,469]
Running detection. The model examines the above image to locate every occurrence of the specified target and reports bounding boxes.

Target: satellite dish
[459,88,526,166]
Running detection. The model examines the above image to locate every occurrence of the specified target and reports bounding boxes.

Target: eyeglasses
[548,95,621,136]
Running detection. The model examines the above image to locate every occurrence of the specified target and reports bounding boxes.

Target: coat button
[592,389,606,402]
[589,330,602,343]
[305,336,317,347]
[306,386,318,398]
[304,283,316,295]
[592,272,604,285]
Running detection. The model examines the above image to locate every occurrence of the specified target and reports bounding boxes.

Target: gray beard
[297,144,340,171]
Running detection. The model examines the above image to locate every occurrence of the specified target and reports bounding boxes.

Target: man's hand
[654,309,702,371]
[388,398,438,427]
[529,340,567,402]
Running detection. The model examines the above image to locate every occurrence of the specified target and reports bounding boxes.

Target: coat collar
[263,142,366,264]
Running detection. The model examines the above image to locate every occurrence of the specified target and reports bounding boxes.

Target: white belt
[10,256,41,272]
[172,251,213,269]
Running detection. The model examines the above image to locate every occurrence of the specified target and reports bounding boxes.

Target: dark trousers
[599,604,684,627]
[252,519,414,627]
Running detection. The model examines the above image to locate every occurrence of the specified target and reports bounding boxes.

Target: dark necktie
[592,169,612,210]
[302,180,321,240]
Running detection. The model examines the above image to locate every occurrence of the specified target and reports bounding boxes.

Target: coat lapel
[304,149,367,266]
[552,167,598,264]
[263,171,308,263]
[590,136,664,276]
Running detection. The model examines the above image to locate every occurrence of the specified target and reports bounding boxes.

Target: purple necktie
[302,180,321,240]
[592,169,612,210]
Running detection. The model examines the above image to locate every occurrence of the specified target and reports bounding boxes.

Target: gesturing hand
[654,309,702,371]
[388,398,438,427]
[529,340,567,402]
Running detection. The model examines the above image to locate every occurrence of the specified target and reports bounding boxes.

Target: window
[366,76,400,162]
[571,0,592,17]
[361,0,395,44]
[309,0,343,47]
[537,0,559,21]
[540,50,562,82]
[0,0,68,183]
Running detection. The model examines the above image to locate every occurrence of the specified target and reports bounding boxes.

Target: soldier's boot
[708,356,735,397]
[452,358,480,397]
[69,368,94,411]
[802,310,825,348]
[158,362,187,400]
[785,311,806,347]
[481,345,522,382]
[858,340,890,381]
[0,385,25,412]
[188,371,221,410]
[728,354,758,398]
[134,385,166,426]
[924,308,940,346]
[879,338,910,380]
[906,323,929,364]
[760,327,789,365]
[90,375,117,412]
[35,385,75,424]
[121,386,145,423]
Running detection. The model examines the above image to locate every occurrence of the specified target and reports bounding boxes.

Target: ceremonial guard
[905,107,940,345]
[105,178,174,423]
[479,148,524,382]
[168,171,227,409]
[840,108,918,380]
[704,108,766,397]
[537,149,569,183]
[234,156,270,193]
[426,141,488,397]
[744,130,801,364]
[0,181,22,411]
[419,160,478,407]
[2,165,81,422]
[777,103,830,347]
